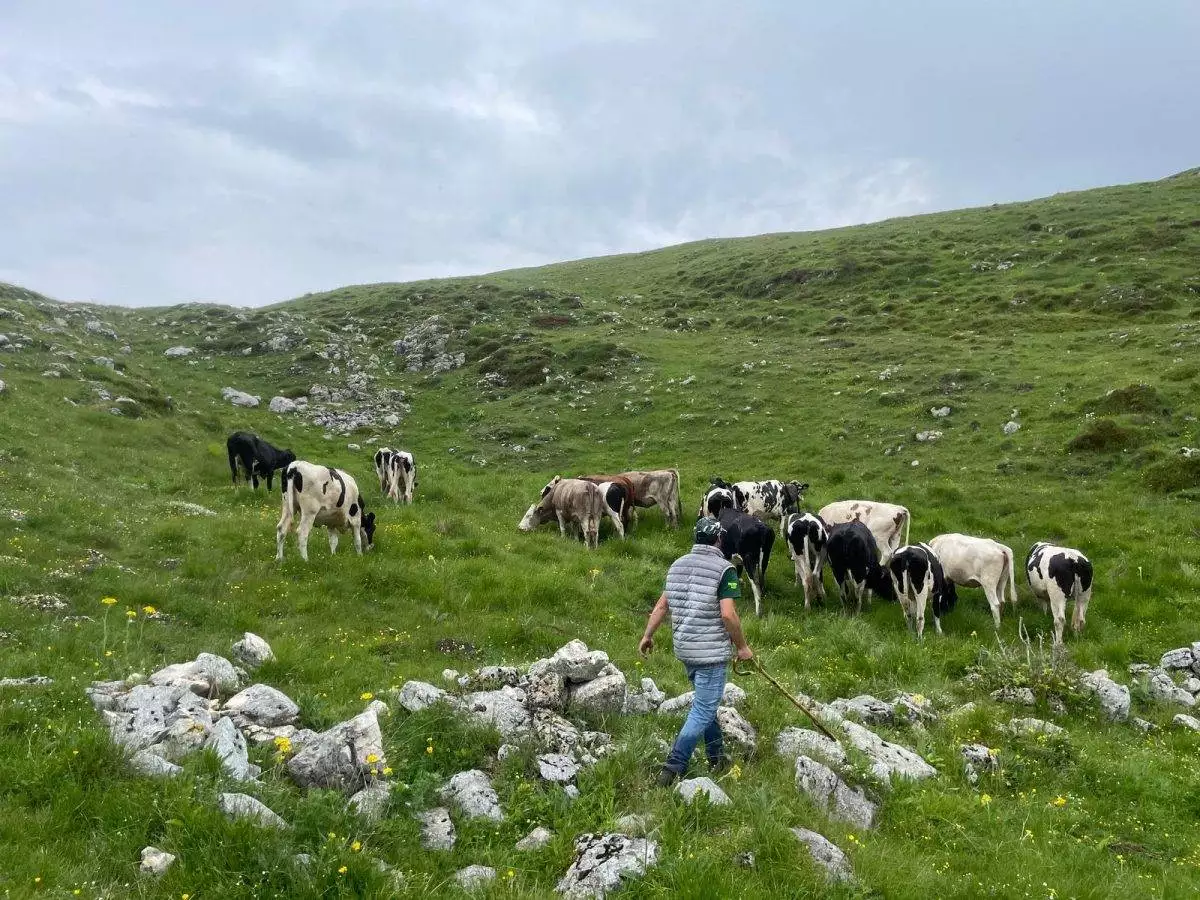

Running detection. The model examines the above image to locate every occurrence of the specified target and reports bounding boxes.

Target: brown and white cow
[518,476,606,549]
[928,533,1016,630]
[818,499,911,564]
[276,461,376,562]
[621,469,682,528]
[374,447,416,504]
[577,474,639,537]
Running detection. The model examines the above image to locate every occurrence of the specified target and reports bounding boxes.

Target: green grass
[2,169,1200,898]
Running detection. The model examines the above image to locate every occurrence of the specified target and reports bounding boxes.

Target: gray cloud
[1,0,1197,306]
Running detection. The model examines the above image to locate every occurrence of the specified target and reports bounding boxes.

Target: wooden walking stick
[733,657,841,744]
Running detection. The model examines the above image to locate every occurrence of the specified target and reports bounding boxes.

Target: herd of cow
[225,431,1093,646]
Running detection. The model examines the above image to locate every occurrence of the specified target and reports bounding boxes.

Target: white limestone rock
[556,832,660,899]
[676,776,731,806]
[230,633,275,669]
[441,769,503,822]
[793,755,878,830]
[139,846,176,876]
[1079,669,1130,722]
[791,828,854,884]
[516,826,554,851]
[417,807,456,850]
[218,792,287,828]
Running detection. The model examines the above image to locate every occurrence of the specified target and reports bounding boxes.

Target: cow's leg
[1049,589,1066,645]
[914,585,927,641]
[275,507,292,561]
[605,506,625,539]
[352,524,364,555]
[555,510,568,538]
[296,513,316,563]
[328,529,339,555]
[982,580,1003,630]
[1071,588,1090,635]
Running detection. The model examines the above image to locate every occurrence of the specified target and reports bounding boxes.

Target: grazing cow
[818,499,911,563]
[715,507,775,616]
[226,431,296,491]
[782,512,828,609]
[621,469,682,528]
[928,533,1016,630]
[888,543,958,639]
[518,476,606,549]
[276,461,376,562]
[1026,542,1093,645]
[823,521,895,614]
[374,447,417,504]
[732,480,809,521]
[699,478,736,519]
[577,474,639,537]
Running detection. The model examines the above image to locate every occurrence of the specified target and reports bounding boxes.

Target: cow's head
[362,511,377,549]
[519,498,554,532]
[702,487,734,518]
[870,563,898,602]
[279,449,297,469]
[709,477,731,489]
[781,481,808,514]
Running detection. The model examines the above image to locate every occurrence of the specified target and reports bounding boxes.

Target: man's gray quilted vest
[665,544,735,665]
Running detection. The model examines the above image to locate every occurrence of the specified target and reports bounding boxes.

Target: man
[639,516,753,787]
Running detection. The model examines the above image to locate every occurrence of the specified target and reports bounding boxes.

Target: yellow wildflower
[126,609,137,618]
[101,597,117,606]
[360,691,374,701]
[338,865,348,874]
[507,869,515,878]
[426,744,434,754]
[980,793,992,806]
[143,605,156,615]
[351,840,361,852]
[366,753,379,764]
[105,650,113,657]
[382,766,393,776]
[1053,796,1067,807]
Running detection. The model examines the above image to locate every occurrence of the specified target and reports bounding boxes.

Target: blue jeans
[664,662,727,774]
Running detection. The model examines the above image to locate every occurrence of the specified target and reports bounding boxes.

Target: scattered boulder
[441,769,503,822]
[286,706,385,793]
[348,782,392,825]
[538,753,581,784]
[1160,647,1195,671]
[569,667,627,713]
[793,755,878,830]
[892,693,938,725]
[92,356,115,369]
[223,684,299,729]
[533,709,582,754]
[163,346,194,358]
[960,744,999,784]
[417,807,456,851]
[1079,669,1130,721]
[836,719,937,782]
[791,828,853,884]
[464,686,531,739]
[716,705,757,757]
[396,680,460,713]
[1184,677,1200,695]
[915,430,942,442]
[1173,714,1200,732]
[990,686,1036,707]
[455,865,496,891]
[269,396,300,414]
[612,814,649,836]
[231,633,275,670]
[556,833,660,899]
[205,716,260,781]
[0,675,53,687]
[830,694,894,725]
[458,665,523,691]
[622,677,665,714]
[1003,421,1021,435]
[129,750,183,778]
[931,406,951,418]
[516,826,553,851]
[149,652,242,697]
[139,846,176,876]
[1131,717,1157,733]
[776,727,846,768]
[530,640,612,683]
[658,682,746,715]
[221,387,260,408]
[676,777,731,806]
[1145,668,1196,707]
[527,669,569,712]
[218,792,287,828]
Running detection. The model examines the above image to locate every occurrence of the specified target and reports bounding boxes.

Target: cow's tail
[227,442,239,485]
[902,509,911,548]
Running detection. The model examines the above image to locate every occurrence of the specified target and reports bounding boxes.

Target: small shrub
[1143,456,1200,493]
[1066,419,1147,453]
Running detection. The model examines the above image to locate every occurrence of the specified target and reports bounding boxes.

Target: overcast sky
[1,1,1197,307]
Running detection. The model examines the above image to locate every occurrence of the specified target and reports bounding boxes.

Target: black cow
[227,431,296,490]
[823,521,895,614]
[715,507,774,617]
[887,543,958,639]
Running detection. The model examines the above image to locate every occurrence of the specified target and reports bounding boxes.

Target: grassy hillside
[2,169,1200,899]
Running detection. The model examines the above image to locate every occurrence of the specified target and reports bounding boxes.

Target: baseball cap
[694,516,723,543]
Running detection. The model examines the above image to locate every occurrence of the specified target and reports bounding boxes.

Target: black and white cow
[818,499,911,564]
[782,512,828,609]
[823,521,895,614]
[227,431,296,491]
[276,461,376,561]
[374,447,417,504]
[887,543,958,639]
[928,533,1016,630]
[699,478,736,518]
[716,507,774,617]
[1026,542,1093,645]
[732,480,808,521]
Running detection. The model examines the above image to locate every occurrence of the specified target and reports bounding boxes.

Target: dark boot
[708,754,733,776]
[655,767,680,787]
